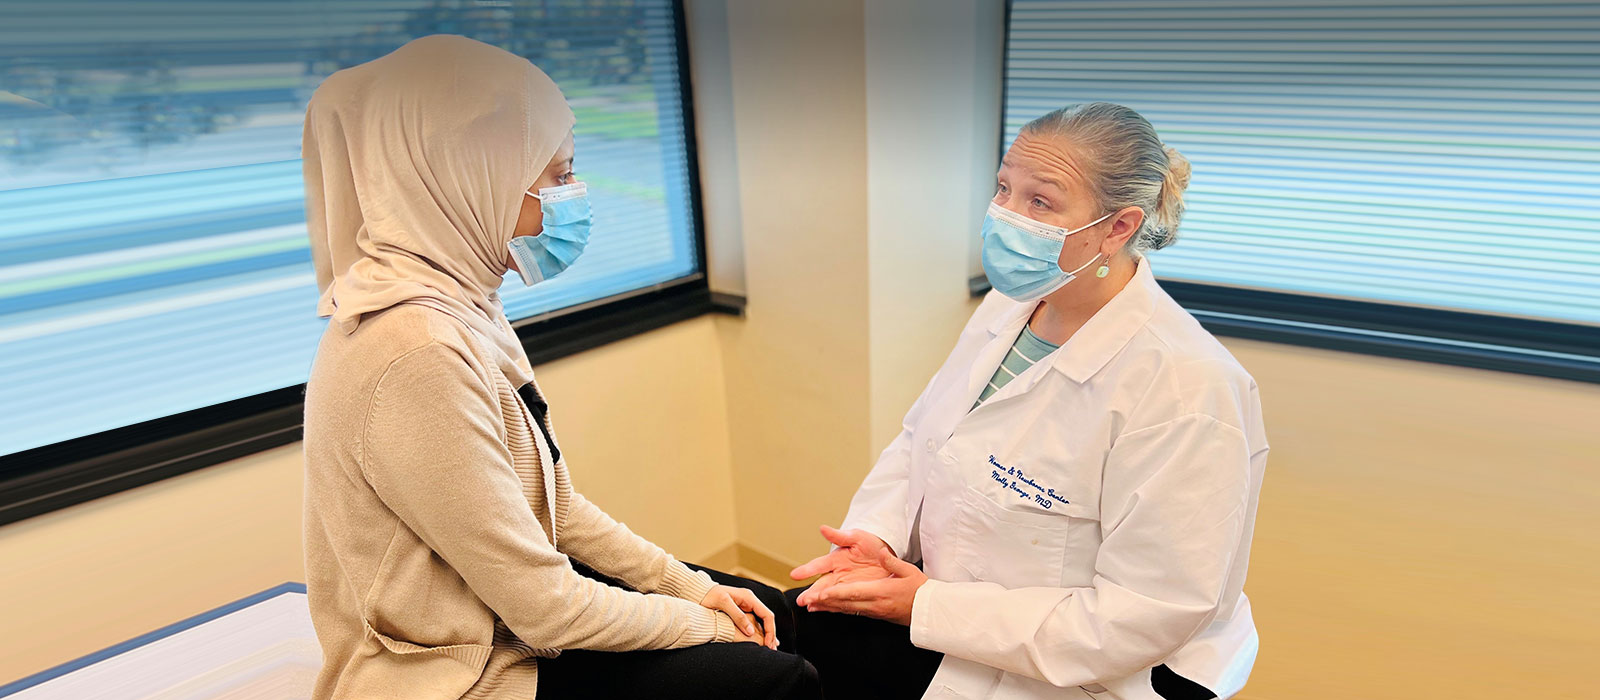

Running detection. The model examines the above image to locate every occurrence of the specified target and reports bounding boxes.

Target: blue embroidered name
[987,454,1069,510]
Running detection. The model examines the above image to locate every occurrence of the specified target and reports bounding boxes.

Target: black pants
[784,583,944,700]
[537,562,820,700]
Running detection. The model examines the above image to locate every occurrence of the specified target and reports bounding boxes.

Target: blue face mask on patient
[507,181,592,285]
[980,201,1114,302]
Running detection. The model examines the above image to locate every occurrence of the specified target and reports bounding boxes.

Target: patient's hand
[700,585,778,649]
[720,610,768,646]
[789,525,896,606]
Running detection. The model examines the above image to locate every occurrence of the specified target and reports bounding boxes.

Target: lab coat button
[925,439,937,452]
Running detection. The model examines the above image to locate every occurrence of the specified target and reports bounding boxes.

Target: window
[1002,0,1600,381]
[0,0,709,520]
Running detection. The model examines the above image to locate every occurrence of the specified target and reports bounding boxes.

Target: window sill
[968,274,1600,385]
[0,277,726,527]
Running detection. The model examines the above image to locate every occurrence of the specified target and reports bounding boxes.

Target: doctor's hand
[789,525,895,606]
[800,548,928,626]
[699,585,778,649]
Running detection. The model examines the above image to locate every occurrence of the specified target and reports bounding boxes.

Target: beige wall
[863,0,1005,449]
[712,0,876,567]
[1223,338,1600,700]
[0,315,740,684]
[707,0,1008,569]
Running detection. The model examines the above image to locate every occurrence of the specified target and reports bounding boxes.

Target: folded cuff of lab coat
[909,579,968,654]
[658,559,718,604]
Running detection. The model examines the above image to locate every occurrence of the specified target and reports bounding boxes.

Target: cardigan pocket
[356,618,494,699]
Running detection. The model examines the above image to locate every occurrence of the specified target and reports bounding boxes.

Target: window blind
[0,0,701,455]
[1003,1,1600,328]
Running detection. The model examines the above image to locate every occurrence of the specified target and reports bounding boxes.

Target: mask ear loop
[1063,251,1103,277]
[1061,209,1120,278]
[518,189,547,247]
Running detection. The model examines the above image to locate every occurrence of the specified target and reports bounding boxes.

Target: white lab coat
[841,259,1268,700]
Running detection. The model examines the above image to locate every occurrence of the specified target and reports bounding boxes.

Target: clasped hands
[699,583,778,648]
[695,525,929,647]
[788,525,928,626]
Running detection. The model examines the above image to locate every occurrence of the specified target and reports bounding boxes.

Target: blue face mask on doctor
[980,201,1115,302]
[507,181,592,286]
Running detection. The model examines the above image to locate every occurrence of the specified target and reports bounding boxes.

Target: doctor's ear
[1101,206,1144,254]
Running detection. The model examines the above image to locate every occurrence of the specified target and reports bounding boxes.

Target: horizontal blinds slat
[1013,0,1599,11]
[0,0,699,454]
[1003,0,1600,328]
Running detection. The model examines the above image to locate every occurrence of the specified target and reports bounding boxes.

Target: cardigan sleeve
[556,490,719,604]
[360,341,736,653]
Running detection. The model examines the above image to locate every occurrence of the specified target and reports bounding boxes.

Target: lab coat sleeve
[361,342,734,652]
[909,414,1251,687]
[557,488,719,604]
[839,372,940,558]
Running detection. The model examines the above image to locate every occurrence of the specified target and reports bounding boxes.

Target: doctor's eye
[995,182,1009,196]
[557,171,575,185]
[1031,196,1050,210]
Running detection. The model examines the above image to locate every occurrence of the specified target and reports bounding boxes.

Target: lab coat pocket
[952,485,1071,589]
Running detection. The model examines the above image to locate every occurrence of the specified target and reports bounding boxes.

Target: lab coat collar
[1050,256,1158,383]
[984,256,1158,385]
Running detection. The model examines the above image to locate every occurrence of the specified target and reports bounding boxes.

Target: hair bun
[1163,144,1192,192]
[1146,144,1190,251]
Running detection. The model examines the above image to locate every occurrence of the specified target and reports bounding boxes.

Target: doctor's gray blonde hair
[1022,102,1192,253]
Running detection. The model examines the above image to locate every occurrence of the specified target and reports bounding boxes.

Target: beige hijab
[301,34,574,387]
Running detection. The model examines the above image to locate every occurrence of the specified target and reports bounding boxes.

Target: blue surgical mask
[507,182,592,285]
[980,201,1114,302]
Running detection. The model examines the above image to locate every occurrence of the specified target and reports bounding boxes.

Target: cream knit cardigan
[303,304,736,699]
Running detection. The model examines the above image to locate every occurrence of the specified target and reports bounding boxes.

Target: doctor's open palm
[789,525,897,604]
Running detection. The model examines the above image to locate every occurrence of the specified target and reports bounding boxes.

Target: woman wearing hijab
[301,35,818,700]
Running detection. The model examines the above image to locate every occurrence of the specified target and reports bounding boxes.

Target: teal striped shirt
[974,323,1060,408]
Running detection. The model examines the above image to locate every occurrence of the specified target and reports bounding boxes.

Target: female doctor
[786,102,1269,700]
